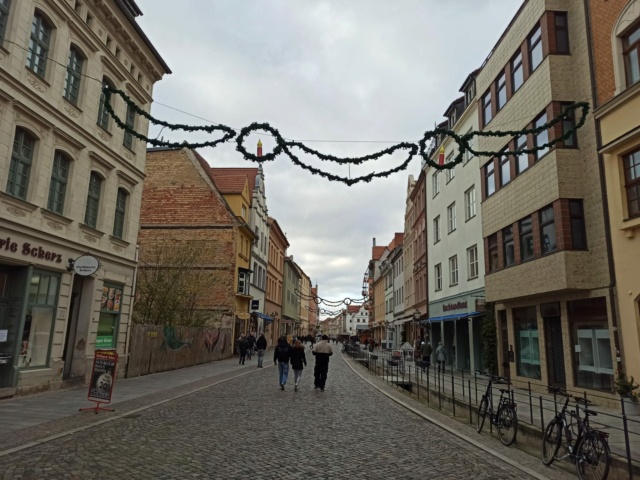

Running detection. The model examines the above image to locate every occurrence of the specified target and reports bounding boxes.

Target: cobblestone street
[1,350,570,479]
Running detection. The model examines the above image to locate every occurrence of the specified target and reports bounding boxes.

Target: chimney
[373,237,376,247]
[257,139,263,157]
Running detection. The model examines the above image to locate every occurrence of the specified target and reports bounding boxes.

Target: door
[544,316,566,389]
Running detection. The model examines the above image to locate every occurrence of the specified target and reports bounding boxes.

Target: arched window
[63,46,84,105]
[7,128,35,199]
[123,102,135,149]
[113,188,128,238]
[97,77,113,130]
[47,151,70,214]
[0,0,12,45]
[26,12,52,77]
[623,23,640,87]
[84,172,102,228]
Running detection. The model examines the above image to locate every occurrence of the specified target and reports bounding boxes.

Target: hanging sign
[81,350,117,413]
[73,255,100,276]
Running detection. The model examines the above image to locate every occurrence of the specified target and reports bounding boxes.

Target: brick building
[478,0,616,394]
[589,0,640,382]
[0,0,169,396]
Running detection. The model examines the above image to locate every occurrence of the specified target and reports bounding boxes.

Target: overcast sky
[136,0,522,314]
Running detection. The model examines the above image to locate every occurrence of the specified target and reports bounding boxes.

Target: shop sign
[87,349,118,404]
[442,300,468,312]
[73,255,99,276]
[96,335,114,348]
[251,299,259,310]
[0,236,63,263]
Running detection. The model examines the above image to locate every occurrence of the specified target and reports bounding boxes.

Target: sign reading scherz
[0,237,63,263]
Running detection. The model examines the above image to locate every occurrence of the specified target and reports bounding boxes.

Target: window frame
[534,112,549,160]
[7,128,35,200]
[500,150,511,186]
[467,245,478,280]
[488,233,499,272]
[503,225,515,267]
[561,102,578,148]
[432,172,440,197]
[485,160,496,197]
[97,79,112,131]
[482,89,492,125]
[554,12,570,54]
[113,188,128,239]
[511,50,524,93]
[465,185,476,221]
[26,12,51,78]
[123,103,135,150]
[447,202,456,234]
[84,172,102,228]
[623,22,640,87]
[0,0,11,45]
[496,71,507,111]
[47,151,70,214]
[63,46,83,105]
[515,134,529,175]
[433,215,441,244]
[539,205,557,255]
[445,152,455,183]
[623,149,640,219]
[449,255,458,286]
[529,24,543,73]
[434,263,442,291]
[519,216,534,261]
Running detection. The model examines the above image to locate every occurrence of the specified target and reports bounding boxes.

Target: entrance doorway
[544,316,566,389]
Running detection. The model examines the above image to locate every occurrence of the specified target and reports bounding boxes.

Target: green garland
[294,288,367,307]
[103,85,589,186]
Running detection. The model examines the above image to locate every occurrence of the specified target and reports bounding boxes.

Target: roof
[210,168,258,195]
[459,68,481,92]
[346,305,360,314]
[372,246,386,261]
[210,173,248,194]
[444,96,465,117]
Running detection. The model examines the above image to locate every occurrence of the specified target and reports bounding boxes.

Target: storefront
[424,290,485,373]
[0,227,134,397]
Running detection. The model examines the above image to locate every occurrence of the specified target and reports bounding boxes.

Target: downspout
[123,244,140,377]
[583,0,623,373]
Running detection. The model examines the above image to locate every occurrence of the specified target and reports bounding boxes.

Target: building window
[47,151,70,214]
[449,255,458,286]
[467,245,478,279]
[445,152,455,183]
[98,284,123,348]
[488,233,498,272]
[503,226,515,267]
[84,172,102,228]
[519,216,534,261]
[21,271,60,367]
[242,205,246,218]
[113,188,128,239]
[26,12,51,78]
[500,151,511,186]
[238,270,250,295]
[496,72,507,111]
[447,202,456,233]
[465,186,476,221]
[97,79,112,130]
[540,205,556,255]
[433,215,441,243]
[555,12,570,54]
[511,51,524,93]
[569,200,587,248]
[529,25,543,73]
[514,135,528,174]
[465,81,476,105]
[123,103,135,150]
[482,90,492,125]
[485,160,495,197]
[514,306,541,379]
[63,47,83,105]
[7,128,35,199]
[534,112,549,159]
[561,102,577,147]
[0,0,11,45]
[432,172,440,197]
[464,129,474,163]
[623,23,640,86]
[623,149,640,219]
[434,264,442,291]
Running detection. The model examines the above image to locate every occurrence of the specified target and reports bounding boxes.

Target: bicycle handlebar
[547,386,593,406]
[475,371,510,383]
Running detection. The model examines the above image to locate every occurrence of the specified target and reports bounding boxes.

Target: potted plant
[615,370,640,416]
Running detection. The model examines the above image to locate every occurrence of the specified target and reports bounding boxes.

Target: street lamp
[413,309,421,346]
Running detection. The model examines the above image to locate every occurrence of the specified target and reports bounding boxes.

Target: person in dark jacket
[256,333,267,368]
[273,336,292,390]
[237,335,248,365]
[246,332,256,361]
[312,334,333,391]
[289,339,307,392]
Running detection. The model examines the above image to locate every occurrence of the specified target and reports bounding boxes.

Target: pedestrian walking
[256,333,267,368]
[435,342,446,374]
[246,331,256,361]
[237,335,248,365]
[290,339,307,392]
[273,336,292,390]
[312,334,333,391]
[420,340,433,373]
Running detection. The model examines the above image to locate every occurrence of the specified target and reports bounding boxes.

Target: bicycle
[541,387,611,480]
[476,372,518,446]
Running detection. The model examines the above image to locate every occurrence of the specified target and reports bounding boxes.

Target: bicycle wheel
[575,433,611,480]
[497,405,518,446]
[541,419,562,466]
[477,396,489,433]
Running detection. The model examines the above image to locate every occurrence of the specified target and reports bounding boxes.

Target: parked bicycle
[476,372,518,446]
[541,387,611,480]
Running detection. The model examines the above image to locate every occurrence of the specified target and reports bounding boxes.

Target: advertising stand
[80,349,117,414]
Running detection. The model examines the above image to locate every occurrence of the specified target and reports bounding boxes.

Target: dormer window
[465,81,476,105]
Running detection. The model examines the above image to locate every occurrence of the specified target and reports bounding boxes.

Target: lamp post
[413,309,421,346]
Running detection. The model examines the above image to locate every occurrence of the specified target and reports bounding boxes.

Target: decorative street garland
[103,85,589,186]
[294,289,368,307]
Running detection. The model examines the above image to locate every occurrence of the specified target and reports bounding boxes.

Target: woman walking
[290,339,307,392]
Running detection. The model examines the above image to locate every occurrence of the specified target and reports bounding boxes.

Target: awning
[423,311,484,323]
[254,312,274,324]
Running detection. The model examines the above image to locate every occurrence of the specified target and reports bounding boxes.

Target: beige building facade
[478,0,617,394]
[0,0,169,396]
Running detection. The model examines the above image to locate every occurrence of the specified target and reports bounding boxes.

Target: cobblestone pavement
[2,349,555,479]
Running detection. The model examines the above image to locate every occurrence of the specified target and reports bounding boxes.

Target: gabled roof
[444,96,465,118]
[210,173,248,194]
[372,246,386,260]
[346,305,360,314]
[210,168,258,194]
[459,68,481,92]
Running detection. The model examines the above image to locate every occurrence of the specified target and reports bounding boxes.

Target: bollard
[468,379,472,424]
[621,398,634,480]
[528,381,533,425]
[452,372,456,417]
[539,396,545,430]
[474,372,478,405]
[462,370,465,400]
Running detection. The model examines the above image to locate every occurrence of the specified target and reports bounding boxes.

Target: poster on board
[87,350,118,404]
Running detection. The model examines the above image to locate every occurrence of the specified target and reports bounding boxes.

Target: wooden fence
[126,324,232,378]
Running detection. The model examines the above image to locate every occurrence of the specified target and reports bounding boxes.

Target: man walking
[312,334,333,391]
[420,340,433,373]
[246,331,256,361]
[256,333,267,368]
[273,336,292,390]
[237,335,248,365]
[435,342,447,374]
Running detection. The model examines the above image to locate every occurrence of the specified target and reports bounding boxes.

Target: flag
[438,146,445,166]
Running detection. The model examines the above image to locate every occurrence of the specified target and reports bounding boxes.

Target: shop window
[519,216,534,261]
[98,284,123,348]
[7,128,35,199]
[514,306,540,379]
[47,151,70,214]
[503,226,515,267]
[540,205,556,255]
[623,148,640,218]
[0,0,11,45]
[21,271,60,367]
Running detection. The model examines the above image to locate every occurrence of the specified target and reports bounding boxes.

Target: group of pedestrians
[419,339,447,374]
[273,334,333,391]
[236,332,268,367]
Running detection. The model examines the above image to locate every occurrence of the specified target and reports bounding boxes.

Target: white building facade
[248,164,270,334]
